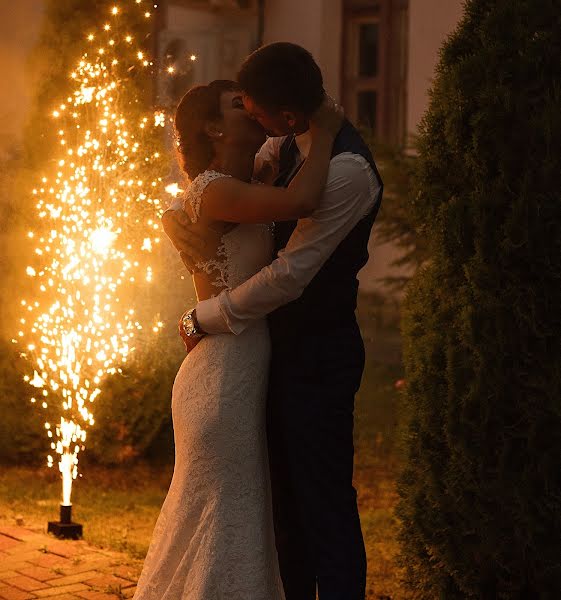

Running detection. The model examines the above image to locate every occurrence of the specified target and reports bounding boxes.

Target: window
[343,14,380,134]
[359,23,379,77]
[343,0,408,145]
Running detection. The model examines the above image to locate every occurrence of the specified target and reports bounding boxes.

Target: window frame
[342,0,409,145]
[342,6,386,136]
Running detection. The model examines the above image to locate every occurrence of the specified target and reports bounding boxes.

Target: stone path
[0,525,142,600]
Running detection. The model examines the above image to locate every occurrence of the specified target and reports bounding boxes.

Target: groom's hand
[161,210,209,274]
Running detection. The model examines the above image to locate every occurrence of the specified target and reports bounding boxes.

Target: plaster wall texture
[263,0,343,100]
[406,0,465,139]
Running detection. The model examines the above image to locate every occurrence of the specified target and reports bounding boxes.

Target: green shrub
[0,330,185,468]
[397,1,561,597]
[0,342,45,465]
[85,331,184,465]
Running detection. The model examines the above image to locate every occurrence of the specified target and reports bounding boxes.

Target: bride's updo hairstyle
[174,79,241,180]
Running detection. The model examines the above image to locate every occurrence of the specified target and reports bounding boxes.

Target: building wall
[159,3,258,105]
[360,0,465,294]
[263,0,343,101]
[0,0,44,156]
[406,0,465,140]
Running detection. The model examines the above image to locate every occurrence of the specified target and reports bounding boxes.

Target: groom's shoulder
[332,120,378,171]
[333,120,369,152]
[328,122,380,194]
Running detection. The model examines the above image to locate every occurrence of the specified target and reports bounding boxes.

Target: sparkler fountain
[15,0,171,538]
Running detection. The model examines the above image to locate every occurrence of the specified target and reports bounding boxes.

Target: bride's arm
[199,100,343,224]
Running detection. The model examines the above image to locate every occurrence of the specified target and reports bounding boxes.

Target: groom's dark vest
[268,119,383,344]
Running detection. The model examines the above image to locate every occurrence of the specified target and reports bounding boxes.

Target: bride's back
[183,170,273,302]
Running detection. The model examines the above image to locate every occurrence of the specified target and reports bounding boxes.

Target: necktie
[274,136,302,187]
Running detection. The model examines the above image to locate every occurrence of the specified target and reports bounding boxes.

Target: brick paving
[0,526,141,600]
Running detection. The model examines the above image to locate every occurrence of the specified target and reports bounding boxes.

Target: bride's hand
[309,94,344,139]
[179,317,204,354]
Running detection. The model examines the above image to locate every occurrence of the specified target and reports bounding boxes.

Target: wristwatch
[180,308,206,339]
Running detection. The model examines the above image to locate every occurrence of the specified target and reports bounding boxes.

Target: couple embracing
[133,41,383,600]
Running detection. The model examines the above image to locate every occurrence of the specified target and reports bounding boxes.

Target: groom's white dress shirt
[178,131,382,335]
[192,133,380,333]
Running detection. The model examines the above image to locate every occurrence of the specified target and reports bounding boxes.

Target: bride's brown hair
[174,80,241,180]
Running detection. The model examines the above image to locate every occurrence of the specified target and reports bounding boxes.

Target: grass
[0,304,410,598]
[354,360,410,600]
[0,461,172,560]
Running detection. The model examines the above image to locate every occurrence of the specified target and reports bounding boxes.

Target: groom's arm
[195,153,382,335]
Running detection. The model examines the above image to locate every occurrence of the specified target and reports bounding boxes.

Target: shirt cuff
[196,295,231,334]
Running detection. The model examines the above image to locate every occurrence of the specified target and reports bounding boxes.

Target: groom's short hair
[237,42,324,115]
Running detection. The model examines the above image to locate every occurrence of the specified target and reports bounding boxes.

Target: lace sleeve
[182,170,232,223]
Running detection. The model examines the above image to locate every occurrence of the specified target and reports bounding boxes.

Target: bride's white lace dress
[133,171,285,600]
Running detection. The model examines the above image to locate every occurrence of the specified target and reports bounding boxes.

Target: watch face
[182,315,195,336]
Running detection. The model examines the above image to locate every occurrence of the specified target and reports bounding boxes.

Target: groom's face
[242,94,295,137]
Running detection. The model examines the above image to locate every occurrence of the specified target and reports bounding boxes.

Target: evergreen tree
[397,0,561,597]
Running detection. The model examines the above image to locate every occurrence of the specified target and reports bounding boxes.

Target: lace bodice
[183,170,273,293]
[183,170,229,225]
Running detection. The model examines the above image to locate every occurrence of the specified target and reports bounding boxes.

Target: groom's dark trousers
[267,121,383,600]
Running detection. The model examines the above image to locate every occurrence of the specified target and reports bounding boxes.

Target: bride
[133,79,342,600]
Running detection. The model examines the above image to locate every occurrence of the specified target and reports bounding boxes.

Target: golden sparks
[18,0,167,506]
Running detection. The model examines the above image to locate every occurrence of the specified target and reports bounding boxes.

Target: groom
[163,42,382,600]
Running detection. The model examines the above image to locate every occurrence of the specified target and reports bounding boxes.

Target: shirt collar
[295,130,312,160]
